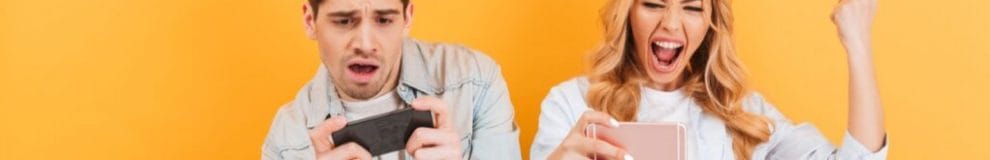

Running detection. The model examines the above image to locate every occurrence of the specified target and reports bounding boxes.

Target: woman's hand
[832,0,886,152]
[547,111,632,160]
[832,0,877,55]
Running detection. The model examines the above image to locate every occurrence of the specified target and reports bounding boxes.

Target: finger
[315,117,348,143]
[575,136,629,160]
[405,128,458,154]
[411,146,459,160]
[831,1,849,23]
[310,117,348,152]
[321,117,349,136]
[411,96,452,130]
[321,143,372,160]
[559,152,593,160]
[571,111,619,135]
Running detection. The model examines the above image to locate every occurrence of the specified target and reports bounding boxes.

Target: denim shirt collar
[304,39,438,128]
[396,39,440,98]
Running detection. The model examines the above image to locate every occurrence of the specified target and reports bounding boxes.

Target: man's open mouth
[348,63,379,74]
[345,61,380,84]
[652,40,684,70]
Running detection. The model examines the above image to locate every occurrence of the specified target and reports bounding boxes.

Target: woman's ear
[402,2,415,36]
[303,3,317,40]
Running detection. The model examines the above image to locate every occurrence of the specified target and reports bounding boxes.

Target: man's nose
[352,23,377,55]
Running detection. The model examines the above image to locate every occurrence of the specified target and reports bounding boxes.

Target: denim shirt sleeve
[261,104,317,160]
[746,93,889,160]
[465,52,522,160]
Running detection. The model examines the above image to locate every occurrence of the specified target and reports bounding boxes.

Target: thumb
[314,117,348,144]
[411,97,451,130]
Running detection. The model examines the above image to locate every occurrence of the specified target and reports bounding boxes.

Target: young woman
[530,0,887,159]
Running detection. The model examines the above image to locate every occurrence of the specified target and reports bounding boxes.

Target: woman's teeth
[654,41,683,49]
[652,41,683,67]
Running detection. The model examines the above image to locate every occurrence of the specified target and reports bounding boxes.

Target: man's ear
[402,2,415,36]
[303,3,317,40]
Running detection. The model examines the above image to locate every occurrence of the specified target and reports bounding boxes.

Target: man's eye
[685,6,703,12]
[377,18,393,25]
[332,19,352,25]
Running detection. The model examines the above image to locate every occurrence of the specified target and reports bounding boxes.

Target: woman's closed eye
[643,2,666,9]
[684,6,703,12]
[643,1,703,13]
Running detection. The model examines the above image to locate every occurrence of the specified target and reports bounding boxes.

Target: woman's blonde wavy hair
[585,0,772,159]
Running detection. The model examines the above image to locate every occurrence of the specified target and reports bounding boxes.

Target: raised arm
[831,0,886,151]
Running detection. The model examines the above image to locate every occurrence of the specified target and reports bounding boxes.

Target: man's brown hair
[308,0,411,18]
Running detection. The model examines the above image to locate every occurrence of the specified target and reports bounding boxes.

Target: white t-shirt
[530,77,890,160]
[637,86,691,124]
[341,91,407,160]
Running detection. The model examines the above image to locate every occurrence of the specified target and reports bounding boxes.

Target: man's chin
[341,84,383,100]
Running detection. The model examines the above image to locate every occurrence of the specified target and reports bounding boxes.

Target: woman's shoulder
[546,76,594,102]
[741,91,791,123]
[541,76,593,116]
[742,92,774,114]
[552,76,590,91]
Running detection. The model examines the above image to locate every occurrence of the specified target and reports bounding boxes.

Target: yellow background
[2,0,988,159]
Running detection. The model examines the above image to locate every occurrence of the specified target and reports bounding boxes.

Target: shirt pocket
[458,129,474,155]
[275,127,316,160]
[278,144,315,160]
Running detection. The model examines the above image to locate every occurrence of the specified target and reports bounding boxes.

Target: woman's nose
[660,10,683,32]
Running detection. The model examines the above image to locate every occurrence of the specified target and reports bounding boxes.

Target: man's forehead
[322,0,404,12]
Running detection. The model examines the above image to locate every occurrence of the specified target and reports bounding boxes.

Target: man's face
[305,0,411,100]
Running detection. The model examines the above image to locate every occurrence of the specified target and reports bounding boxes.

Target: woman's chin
[645,72,682,90]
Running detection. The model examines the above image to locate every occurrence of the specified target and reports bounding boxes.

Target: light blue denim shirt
[262,39,521,160]
[530,77,889,160]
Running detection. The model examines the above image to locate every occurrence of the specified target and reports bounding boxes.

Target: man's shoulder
[414,40,498,68]
[408,39,502,84]
[269,102,309,133]
[262,101,314,156]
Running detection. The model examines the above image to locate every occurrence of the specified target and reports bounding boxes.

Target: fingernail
[624,154,634,160]
[609,118,620,127]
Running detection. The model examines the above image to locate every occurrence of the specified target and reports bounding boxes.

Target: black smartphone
[328,107,434,156]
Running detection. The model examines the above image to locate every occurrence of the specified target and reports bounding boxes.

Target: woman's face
[629,0,710,90]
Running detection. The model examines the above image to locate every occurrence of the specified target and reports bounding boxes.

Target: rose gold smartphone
[585,122,686,160]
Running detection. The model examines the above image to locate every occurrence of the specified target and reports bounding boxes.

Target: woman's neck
[645,80,683,91]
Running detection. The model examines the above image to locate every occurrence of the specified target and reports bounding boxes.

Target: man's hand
[405,97,463,160]
[309,117,372,160]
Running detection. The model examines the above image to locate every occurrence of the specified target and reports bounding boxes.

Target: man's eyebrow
[681,0,701,3]
[374,9,401,16]
[326,11,357,17]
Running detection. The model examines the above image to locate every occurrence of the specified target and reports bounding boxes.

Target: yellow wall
[2,0,988,159]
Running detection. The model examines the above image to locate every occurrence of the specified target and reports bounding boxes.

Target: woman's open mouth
[651,40,684,73]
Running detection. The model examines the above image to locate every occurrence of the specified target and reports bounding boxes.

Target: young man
[261,0,521,159]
